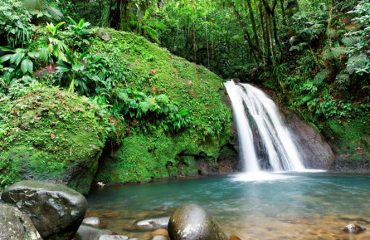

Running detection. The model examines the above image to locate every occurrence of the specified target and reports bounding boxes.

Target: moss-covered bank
[91,29,233,183]
[0,28,233,191]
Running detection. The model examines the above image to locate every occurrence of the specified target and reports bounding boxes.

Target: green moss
[96,128,223,183]
[0,85,107,193]
[92,29,232,183]
[326,118,369,161]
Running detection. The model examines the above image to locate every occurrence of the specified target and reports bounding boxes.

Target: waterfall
[225,80,306,173]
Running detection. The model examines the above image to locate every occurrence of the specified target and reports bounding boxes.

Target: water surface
[87,173,370,239]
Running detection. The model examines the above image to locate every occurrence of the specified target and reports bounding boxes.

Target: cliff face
[284,110,335,169]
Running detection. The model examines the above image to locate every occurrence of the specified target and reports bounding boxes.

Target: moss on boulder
[325,117,370,162]
[92,29,232,183]
[0,85,106,193]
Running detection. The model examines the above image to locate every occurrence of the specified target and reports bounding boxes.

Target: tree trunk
[280,0,287,26]
[246,0,260,53]
[232,4,259,62]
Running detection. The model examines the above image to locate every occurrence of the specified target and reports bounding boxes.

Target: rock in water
[0,203,42,240]
[168,204,228,240]
[77,225,112,240]
[99,235,129,240]
[83,217,101,226]
[342,224,366,234]
[1,180,87,239]
[136,217,170,230]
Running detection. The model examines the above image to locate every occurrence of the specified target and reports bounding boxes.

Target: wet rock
[1,180,87,239]
[136,217,170,230]
[0,203,42,240]
[99,235,129,240]
[284,110,335,169]
[168,204,228,240]
[342,224,366,234]
[83,217,101,226]
[77,225,112,240]
[151,236,168,240]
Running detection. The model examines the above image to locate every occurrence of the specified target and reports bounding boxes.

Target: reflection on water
[87,173,370,240]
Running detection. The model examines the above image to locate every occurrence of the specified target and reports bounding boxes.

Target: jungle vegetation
[0,0,369,188]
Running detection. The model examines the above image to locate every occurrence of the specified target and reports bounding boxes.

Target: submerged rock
[342,224,366,234]
[83,217,101,226]
[151,236,168,240]
[0,203,42,240]
[229,235,242,240]
[1,180,87,239]
[99,235,129,240]
[152,228,168,237]
[168,204,228,240]
[136,217,170,230]
[77,225,112,240]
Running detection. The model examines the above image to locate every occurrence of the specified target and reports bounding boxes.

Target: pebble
[99,235,129,240]
[342,224,366,234]
[136,217,170,230]
[83,217,101,226]
[151,236,168,240]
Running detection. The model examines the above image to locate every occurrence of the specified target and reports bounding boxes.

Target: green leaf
[39,48,50,62]
[0,54,12,63]
[21,59,33,74]
[55,21,66,30]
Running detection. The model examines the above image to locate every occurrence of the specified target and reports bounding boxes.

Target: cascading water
[225,80,306,174]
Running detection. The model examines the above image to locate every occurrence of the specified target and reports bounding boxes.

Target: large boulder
[168,204,228,240]
[1,180,87,239]
[0,86,107,194]
[0,203,42,240]
[284,110,335,169]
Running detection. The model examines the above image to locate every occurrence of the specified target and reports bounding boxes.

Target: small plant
[46,21,65,36]
[0,47,37,75]
[56,50,88,93]
[67,18,91,37]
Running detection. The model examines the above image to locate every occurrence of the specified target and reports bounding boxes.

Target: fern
[346,54,369,75]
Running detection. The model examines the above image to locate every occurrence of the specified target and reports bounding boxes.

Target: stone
[152,228,168,237]
[2,180,87,239]
[284,110,335,169]
[99,235,129,240]
[97,31,111,41]
[77,225,112,240]
[168,204,228,240]
[342,224,366,234]
[136,217,170,230]
[83,217,101,226]
[0,203,42,240]
[151,236,168,240]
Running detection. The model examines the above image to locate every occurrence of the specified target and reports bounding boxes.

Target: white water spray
[225,80,306,175]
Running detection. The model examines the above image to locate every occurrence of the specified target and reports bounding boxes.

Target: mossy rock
[325,117,370,161]
[0,85,106,194]
[92,29,232,183]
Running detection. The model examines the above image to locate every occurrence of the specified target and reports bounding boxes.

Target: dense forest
[0,0,369,189]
